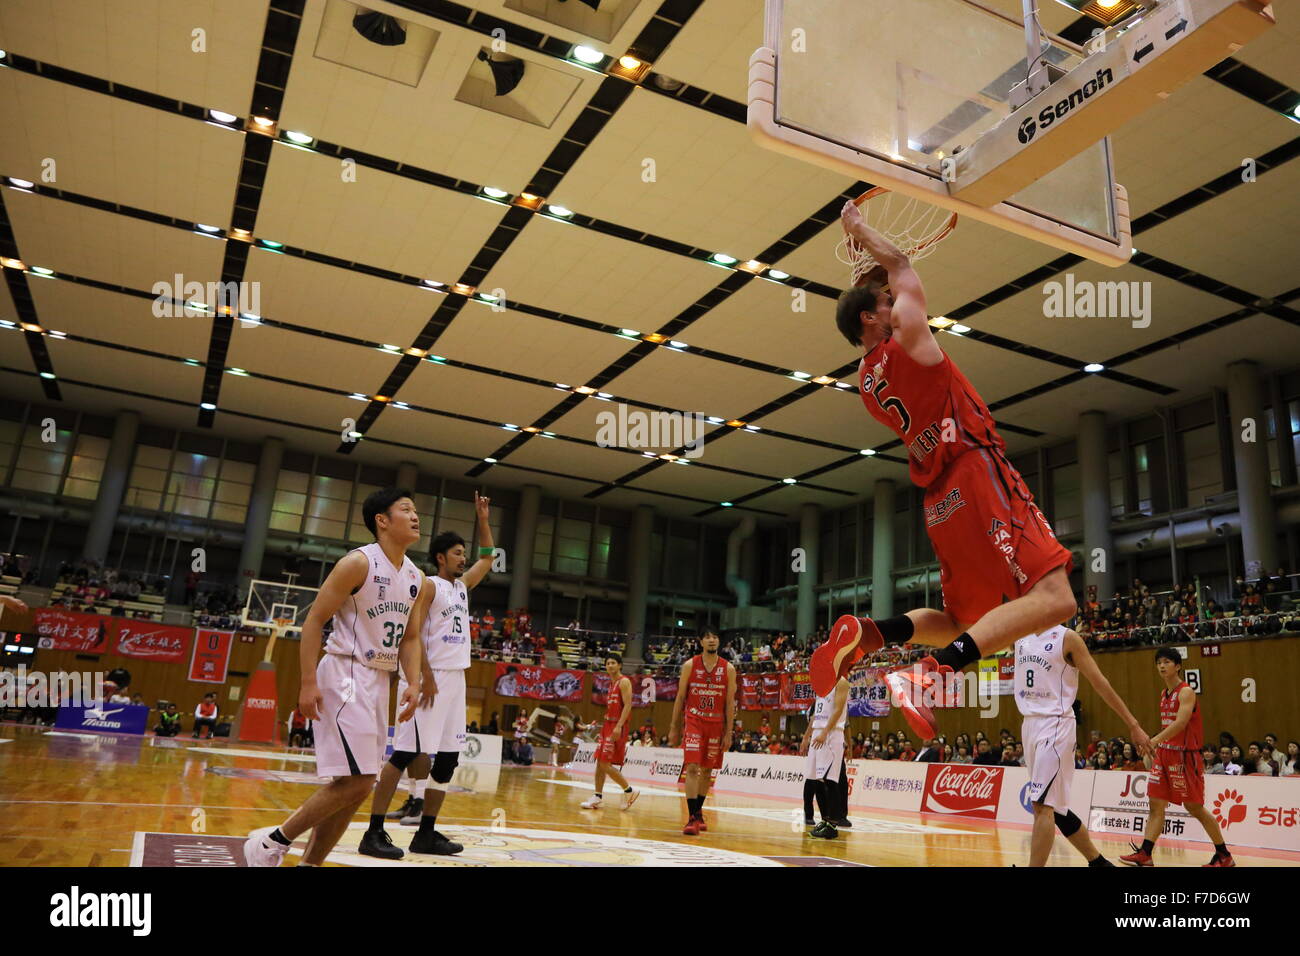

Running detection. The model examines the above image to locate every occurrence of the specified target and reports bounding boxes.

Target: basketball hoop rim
[847,186,960,259]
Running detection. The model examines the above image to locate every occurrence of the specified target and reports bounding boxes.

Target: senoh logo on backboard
[921,765,1003,818]
[1017,68,1115,146]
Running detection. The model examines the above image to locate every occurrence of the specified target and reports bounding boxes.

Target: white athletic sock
[411,778,429,799]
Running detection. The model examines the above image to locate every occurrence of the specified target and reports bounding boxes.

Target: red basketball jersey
[1158,681,1202,751]
[858,337,1006,489]
[684,655,728,723]
[604,676,626,724]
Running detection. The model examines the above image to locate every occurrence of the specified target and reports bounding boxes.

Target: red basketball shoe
[1203,852,1235,868]
[682,816,703,836]
[811,616,885,696]
[1119,848,1154,867]
[884,656,950,740]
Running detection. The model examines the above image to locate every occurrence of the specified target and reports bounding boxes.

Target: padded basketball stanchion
[234,620,286,744]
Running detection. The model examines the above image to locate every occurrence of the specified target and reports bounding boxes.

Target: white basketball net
[835,191,957,286]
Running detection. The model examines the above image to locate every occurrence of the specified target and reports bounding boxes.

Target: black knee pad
[1054,810,1082,837]
[431,750,459,783]
[388,750,418,772]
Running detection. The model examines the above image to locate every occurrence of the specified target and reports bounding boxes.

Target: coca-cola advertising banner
[921,763,1005,819]
[113,621,191,662]
[494,663,584,702]
[778,671,812,712]
[32,608,114,653]
[847,666,890,717]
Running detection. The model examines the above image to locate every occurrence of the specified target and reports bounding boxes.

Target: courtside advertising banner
[847,760,927,812]
[1087,767,1300,851]
[54,702,149,736]
[995,765,1093,824]
[113,621,191,663]
[493,663,584,702]
[188,629,234,683]
[921,763,1005,819]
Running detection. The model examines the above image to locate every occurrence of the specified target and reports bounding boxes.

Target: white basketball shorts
[393,668,467,756]
[1022,713,1076,811]
[313,652,389,778]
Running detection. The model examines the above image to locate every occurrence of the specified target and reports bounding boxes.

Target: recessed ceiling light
[427,355,447,363]
[660,454,678,461]
[283,130,313,145]
[1084,363,1105,373]
[643,452,657,459]
[392,401,410,409]
[812,375,835,385]
[668,340,688,350]
[1,257,25,270]
[542,431,556,438]
[239,312,261,325]
[478,292,499,303]
[39,371,56,380]
[252,116,275,128]
[767,269,790,281]
[782,477,797,484]
[259,239,283,249]
[572,45,604,65]
[378,344,401,353]
[7,178,34,189]
[619,55,642,70]
[644,333,667,344]
[502,424,518,431]
[619,328,640,338]
[21,322,43,332]
[547,205,574,218]
[727,420,746,428]
[227,368,249,376]
[183,358,201,366]
[555,383,571,391]
[597,392,612,399]
[791,371,811,380]
[929,316,955,329]
[574,385,597,395]
[195,223,220,233]
[948,324,971,335]
[208,109,237,124]
[200,402,216,411]
[720,501,733,507]
[707,416,724,425]
[835,382,854,390]
[484,457,497,464]
[738,259,766,274]
[453,283,476,296]
[48,329,67,338]
[348,393,368,401]
[860,448,877,456]
[373,395,390,403]
[711,253,738,265]
[523,426,540,433]
[482,186,509,199]
[745,425,761,433]
[30,266,54,275]
[422,279,445,288]
[349,431,363,440]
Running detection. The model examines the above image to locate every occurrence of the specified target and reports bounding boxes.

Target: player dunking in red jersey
[669,629,736,836]
[811,200,1077,739]
[1121,647,1234,867]
[580,653,638,811]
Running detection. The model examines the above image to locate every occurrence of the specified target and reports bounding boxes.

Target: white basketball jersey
[423,574,471,670]
[1013,625,1078,717]
[325,542,422,671]
[810,683,847,732]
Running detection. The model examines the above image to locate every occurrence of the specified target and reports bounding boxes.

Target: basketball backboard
[241,578,319,637]
[749,0,1133,265]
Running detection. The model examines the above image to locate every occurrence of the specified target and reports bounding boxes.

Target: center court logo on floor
[328,824,782,867]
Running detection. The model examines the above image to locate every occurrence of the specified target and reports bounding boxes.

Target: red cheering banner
[494,663,585,702]
[779,671,813,712]
[189,630,234,683]
[653,675,678,702]
[739,673,761,711]
[594,672,680,706]
[113,621,191,662]
[760,674,781,709]
[32,608,114,653]
[920,764,1004,819]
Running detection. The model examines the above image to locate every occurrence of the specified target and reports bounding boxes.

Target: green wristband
[479,546,494,558]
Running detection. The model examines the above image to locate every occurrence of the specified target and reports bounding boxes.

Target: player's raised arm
[668,658,693,747]
[1064,630,1151,755]
[840,201,942,366]
[298,551,369,720]
[461,492,495,590]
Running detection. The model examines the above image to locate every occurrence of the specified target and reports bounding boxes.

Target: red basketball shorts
[1148,747,1205,807]
[924,448,1073,627]
[596,721,628,766]
[682,718,725,770]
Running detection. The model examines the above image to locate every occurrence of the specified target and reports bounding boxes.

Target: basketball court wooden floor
[3,724,1296,868]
